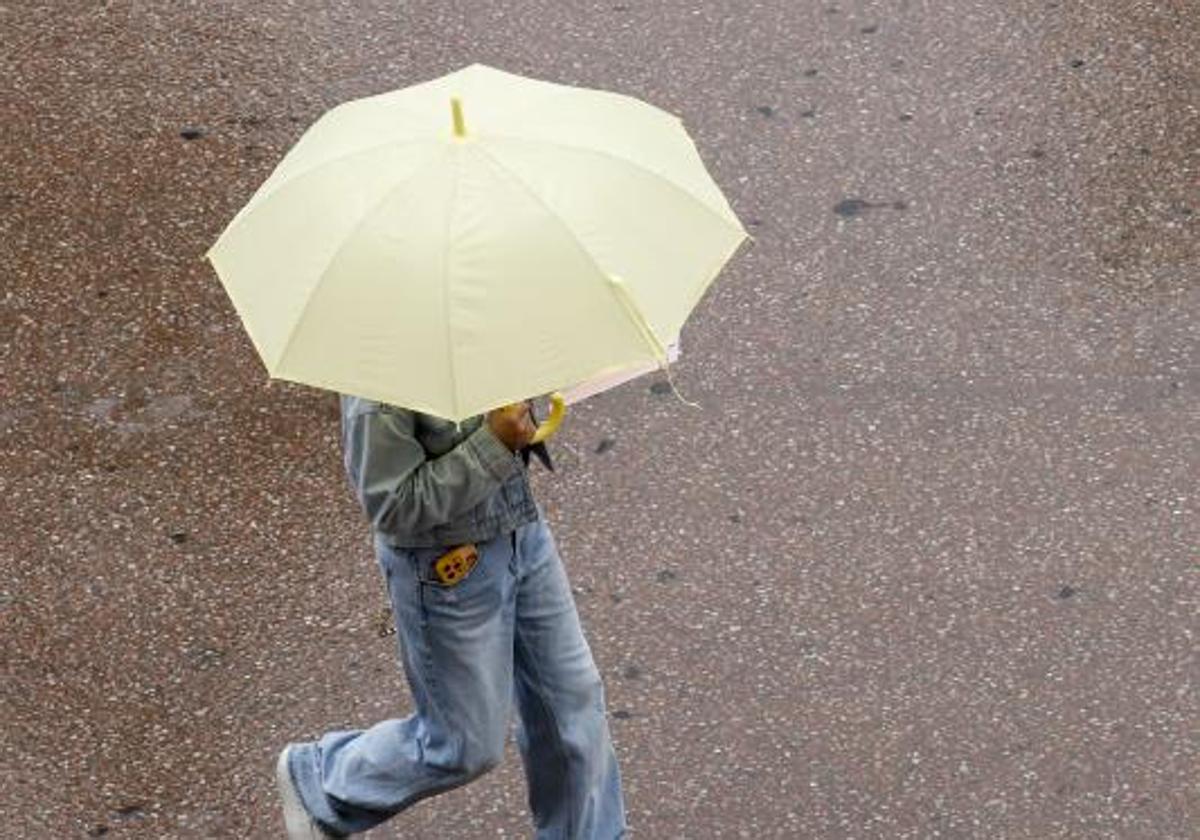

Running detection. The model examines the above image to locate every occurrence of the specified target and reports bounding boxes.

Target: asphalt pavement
[2,1,1197,838]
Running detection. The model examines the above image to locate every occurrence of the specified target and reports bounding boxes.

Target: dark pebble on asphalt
[622,664,643,680]
[88,827,108,837]
[861,24,879,34]
[650,381,672,395]
[800,109,816,118]
[834,198,868,218]
[1057,585,1078,599]
[1070,58,1085,68]
[179,127,205,140]
[756,105,776,118]
[169,530,188,544]
[612,709,635,720]
[656,569,677,583]
[595,438,615,454]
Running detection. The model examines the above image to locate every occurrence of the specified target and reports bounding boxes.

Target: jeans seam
[515,622,577,838]
[409,562,446,708]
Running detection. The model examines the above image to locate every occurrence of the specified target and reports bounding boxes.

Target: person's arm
[343,405,529,536]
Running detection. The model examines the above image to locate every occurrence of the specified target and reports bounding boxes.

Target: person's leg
[511,519,627,839]
[285,534,519,836]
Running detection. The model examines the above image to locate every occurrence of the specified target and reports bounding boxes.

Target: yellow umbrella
[207,63,748,424]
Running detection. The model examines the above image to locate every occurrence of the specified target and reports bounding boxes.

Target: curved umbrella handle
[530,392,566,444]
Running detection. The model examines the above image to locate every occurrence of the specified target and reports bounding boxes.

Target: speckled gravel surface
[2,1,1197,838]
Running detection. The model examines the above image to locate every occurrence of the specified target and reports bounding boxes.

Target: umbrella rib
[232,136,440,227]
[482,133,747,238]
[476,135,747,344]
[469,142,623,311]
[441,149,463,420]
[470,143,616,285]
[471,145,676,374]
[273,145,454,376]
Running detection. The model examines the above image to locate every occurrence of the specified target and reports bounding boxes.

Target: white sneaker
[276,745,340,839]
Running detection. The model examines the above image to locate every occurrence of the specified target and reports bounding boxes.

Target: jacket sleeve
[343,406,521,535]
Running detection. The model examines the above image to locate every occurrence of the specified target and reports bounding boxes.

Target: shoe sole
[276,745,325,839]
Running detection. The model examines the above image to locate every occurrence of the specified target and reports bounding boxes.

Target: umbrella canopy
[207,64,748,421]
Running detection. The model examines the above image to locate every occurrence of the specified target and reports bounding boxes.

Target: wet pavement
[2,1,1197,838]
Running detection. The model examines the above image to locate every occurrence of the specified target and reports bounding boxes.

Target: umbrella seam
[469,143,644,348]
[474,136,747,344]
[481,133,746,238]
[230,137,441,228]
[442,148,463,420]
[681,233,753,332]
[472,142,743,410]
[466,145,628,291]
[273,144,454,377]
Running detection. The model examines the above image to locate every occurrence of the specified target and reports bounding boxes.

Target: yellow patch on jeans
[432,544,479,586]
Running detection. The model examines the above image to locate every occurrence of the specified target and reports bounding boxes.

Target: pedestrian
[275,395,627,838]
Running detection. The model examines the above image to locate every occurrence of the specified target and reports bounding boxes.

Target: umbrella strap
[608,275,700,409]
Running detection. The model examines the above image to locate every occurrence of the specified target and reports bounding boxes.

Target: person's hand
[487,402,537,452]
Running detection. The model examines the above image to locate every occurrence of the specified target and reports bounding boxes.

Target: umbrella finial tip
[451,97,466,138]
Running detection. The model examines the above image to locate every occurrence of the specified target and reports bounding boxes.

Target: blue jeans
[288,517,627,838]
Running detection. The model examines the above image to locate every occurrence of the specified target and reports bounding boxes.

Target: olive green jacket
[340,395,538,548]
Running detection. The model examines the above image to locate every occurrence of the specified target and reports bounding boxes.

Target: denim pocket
[416,541,509,619]
[406,547,465,586]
